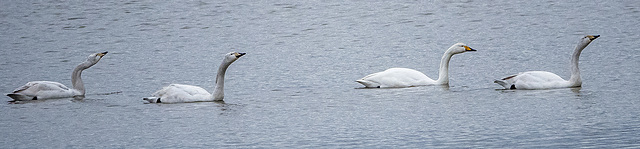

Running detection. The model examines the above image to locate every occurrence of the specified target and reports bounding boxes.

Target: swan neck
[71,62,89,95]
[436,51,453,85]
[569,40,590,86]
[213,60,232,101]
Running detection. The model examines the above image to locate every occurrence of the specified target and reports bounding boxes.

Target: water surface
[1,0,639,148]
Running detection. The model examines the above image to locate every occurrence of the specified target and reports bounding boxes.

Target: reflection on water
[1,0,640,148]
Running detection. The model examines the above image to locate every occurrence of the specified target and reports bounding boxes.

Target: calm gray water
[2,0,640,148]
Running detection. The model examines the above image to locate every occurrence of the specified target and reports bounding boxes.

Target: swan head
[574,35,600,50]
[82,51,108,67]
[223,52,246,63]
[447,43,476,55]
[583,35,600,42]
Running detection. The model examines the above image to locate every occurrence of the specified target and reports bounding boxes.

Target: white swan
[6,52,108,101]
[356,43,476,88]
[143,52,245,103]
[494,35,599,90]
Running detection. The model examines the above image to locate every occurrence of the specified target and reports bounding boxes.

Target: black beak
[592,35,600,39]
[238,52,246,58]
[101,51,108,55]
[97,51,108,57]
[465,46,477,51]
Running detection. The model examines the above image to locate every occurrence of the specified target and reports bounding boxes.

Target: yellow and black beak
[587,35,600,40]
[235,52,246,58]
[97,51,108,57]
[464,46,477,51]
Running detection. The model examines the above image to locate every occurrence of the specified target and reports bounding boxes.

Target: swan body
[143,52,245,103]
[356,68,435,88]
[144,84,213,103]
[494,71,571,89]
[494,35,599,90]
[6,52,108,101]
[356,43,476,88]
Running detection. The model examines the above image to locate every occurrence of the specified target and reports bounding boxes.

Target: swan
[356,43,476,88]
[143,52,245,103]
[6,52,108,101]
[494,35,600,90]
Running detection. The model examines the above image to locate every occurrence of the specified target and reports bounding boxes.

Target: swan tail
[494,80,509,89]
[494,74,519,89]
[6,93,35,101]
[356,80,380,88]
[142,97,161,103]
[494,80,516,89]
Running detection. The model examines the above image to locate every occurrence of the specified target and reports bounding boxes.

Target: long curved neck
[71,62,89,95]
[435,51,454,85]
[212,60,231,101]
[568,41,590,86]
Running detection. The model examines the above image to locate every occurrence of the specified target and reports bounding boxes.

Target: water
[1,0,640,148]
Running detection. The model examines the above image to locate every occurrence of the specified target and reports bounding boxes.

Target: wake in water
[7,91,122,104]
[90,91,122,96]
